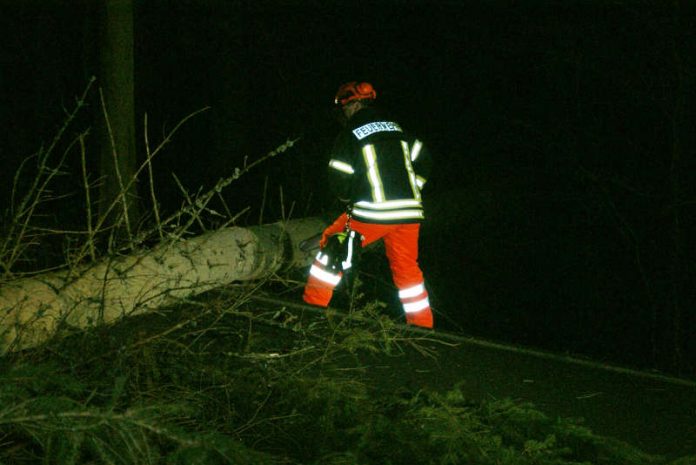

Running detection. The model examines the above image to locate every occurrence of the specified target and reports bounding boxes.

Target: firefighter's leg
[383,223,433,328]
[304,215,385,308]
[333,219,389,306]
[303,213,349,306]
[303,251,343,307]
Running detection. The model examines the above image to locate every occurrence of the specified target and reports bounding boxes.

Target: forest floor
[249,294,696,460]
[3,285,695,464]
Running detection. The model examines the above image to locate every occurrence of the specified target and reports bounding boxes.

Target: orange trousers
[303,213,433,328]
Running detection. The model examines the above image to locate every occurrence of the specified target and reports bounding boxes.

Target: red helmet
[334,81,377,106]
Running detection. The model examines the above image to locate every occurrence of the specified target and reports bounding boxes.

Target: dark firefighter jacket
[327,106,432,224]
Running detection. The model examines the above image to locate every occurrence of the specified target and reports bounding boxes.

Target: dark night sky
[1,0,695,375]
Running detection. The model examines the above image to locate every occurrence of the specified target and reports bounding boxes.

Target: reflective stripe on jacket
[327,107,432,224]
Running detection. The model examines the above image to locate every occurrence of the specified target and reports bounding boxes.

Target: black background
[1,0,694,376]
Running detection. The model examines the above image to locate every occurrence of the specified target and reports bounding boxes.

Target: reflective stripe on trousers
[302,213,433,328]
[303,251,343,307]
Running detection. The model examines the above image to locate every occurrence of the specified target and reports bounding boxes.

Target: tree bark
[98,0,139,237]
[0,218,325,353]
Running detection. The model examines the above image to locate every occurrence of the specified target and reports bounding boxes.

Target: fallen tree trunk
[0,218,325,353]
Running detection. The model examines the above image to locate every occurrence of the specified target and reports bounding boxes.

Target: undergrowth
[0,291,690,465]
[1,80,693,465]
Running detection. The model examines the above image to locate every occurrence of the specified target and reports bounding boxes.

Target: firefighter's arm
[327,158,353,202]
[320,213,348,248]
[410,138,432,191]
[326,132,355,202]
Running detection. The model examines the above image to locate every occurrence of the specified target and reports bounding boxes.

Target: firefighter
[303,81,434,328]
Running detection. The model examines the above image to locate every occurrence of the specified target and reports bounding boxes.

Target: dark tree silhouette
[98,0,139,241]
